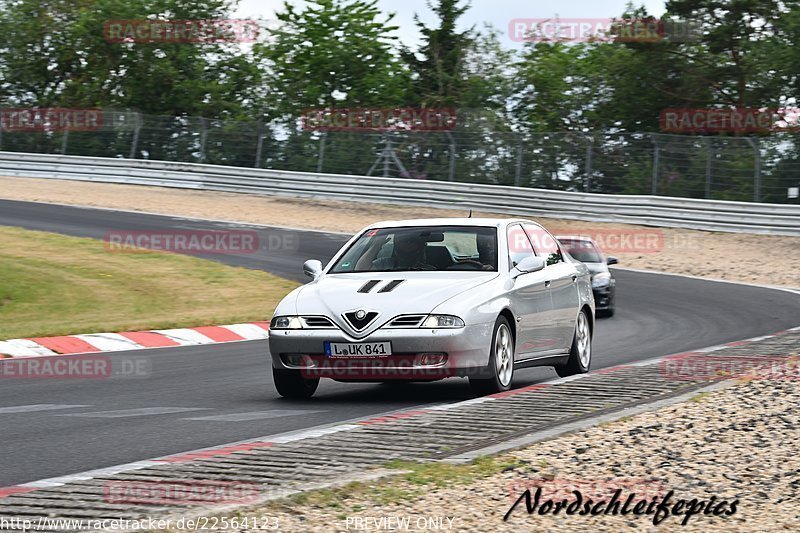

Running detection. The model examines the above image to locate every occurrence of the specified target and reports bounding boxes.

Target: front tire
[273,368,319,399]
[554,309,592,377]
[470,316,514,396]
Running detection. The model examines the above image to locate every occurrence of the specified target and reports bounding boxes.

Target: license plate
[324,341,392,358]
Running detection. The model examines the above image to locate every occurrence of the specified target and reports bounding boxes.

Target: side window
[524,224,563,266]
[506,223,535,269]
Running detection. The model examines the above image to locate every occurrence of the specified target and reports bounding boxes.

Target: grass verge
[0,226,298,339]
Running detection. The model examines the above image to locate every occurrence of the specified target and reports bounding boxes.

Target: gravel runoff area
[1,176,799,288]
[224,345,800,532]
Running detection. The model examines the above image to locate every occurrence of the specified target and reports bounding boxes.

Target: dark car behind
[556,236,617,317]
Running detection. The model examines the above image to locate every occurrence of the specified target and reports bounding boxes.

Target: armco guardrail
[1,151,798,236]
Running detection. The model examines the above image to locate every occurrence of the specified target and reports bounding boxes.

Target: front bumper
[592,285,614,310]
[269,323,494,380]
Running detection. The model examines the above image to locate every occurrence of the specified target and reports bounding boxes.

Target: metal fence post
[384,137,391,178]
[651,134,660,195]
[746,137,761,202]
[61,130,69,155]
[705,137,713,199]
[254,119,264,168]
[198,118,208,163]
[317,132,326,173]
[446,131,456,182]
[129,112,141,159]
[584,134,593,192]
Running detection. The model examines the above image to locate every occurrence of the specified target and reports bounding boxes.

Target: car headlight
[270,316,303,329]
[591,272,611,288]
[421,315,465,328]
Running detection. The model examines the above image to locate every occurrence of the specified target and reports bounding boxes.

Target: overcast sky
[234,0,668,48]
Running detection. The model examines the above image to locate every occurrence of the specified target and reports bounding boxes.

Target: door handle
[544,280,551,287]
[571,275,577,283]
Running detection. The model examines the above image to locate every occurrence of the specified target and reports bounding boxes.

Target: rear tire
[273,368,319,399]
[554,309,592,377]
[469,316,514,396]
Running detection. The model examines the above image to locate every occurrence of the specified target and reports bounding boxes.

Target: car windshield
[560,240,603,263]
[329,226,498,273]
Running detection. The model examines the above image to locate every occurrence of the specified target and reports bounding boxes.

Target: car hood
[294,271,497,332]
[583,262,609,276]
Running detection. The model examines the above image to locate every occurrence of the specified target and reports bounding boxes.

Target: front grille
[343,311,379,331]
[387,315,426,327]
[301,316,336,328]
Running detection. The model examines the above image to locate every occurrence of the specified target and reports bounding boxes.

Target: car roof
[368,217,536,228]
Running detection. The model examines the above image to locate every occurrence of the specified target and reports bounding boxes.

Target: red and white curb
[2,325,797,501]
[0,323,270,359]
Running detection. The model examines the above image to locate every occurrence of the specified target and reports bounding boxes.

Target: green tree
[256,0,408,119]
[664,0,787,108]
[254,0,409,174]
[400,0,474,107]
[0,0,257,118]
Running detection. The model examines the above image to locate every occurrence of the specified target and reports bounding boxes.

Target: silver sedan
[268,218,594,398]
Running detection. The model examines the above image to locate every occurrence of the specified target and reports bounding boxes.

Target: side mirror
[303,259,323,279]
[606,256,618,266]
[512,256,545,278]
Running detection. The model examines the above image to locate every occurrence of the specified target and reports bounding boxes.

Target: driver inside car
[372,233,436,270]
[352,233,435,271]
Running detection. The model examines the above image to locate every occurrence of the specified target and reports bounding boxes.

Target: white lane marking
[222,323,270,340]
[426,397,493,410]
[151,328,216,345]
[74,333,142,351]
[613,266,800,294]
[746,335,776,342]
[0,339,57,357]
[12,423,364,490]
[21,461,164,488]
[0,404,90,414]
[548,374,588,385]
[628,357,669,368]
[694,345,728,353]
[184,410,326,422]
[618,330,788,369]
[56,407,212,418]
[270,424,362,443]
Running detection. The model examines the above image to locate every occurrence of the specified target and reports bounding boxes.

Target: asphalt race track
[1,198,799,486]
